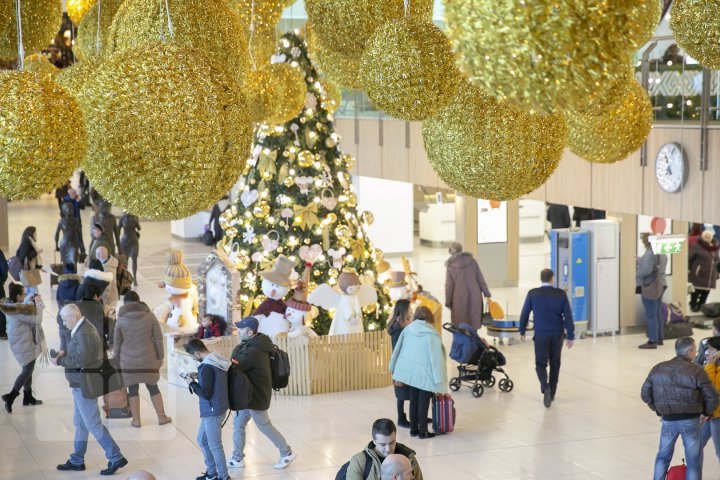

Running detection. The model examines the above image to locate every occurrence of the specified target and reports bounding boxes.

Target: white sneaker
[226,458,245,468]
[273,452,297,469]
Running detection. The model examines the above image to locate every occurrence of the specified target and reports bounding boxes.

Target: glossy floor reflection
[0,198,718,479]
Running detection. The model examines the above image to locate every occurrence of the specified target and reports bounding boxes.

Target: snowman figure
[308,267,378,335]
[285,266,318,338]
[253,255,294,339]
[154,249,199,334]
[388,271,411,302]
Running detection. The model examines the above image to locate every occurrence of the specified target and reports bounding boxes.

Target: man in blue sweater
[519,269,575,408]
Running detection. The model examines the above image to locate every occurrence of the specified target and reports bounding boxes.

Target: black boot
[22,390,42,406]
[397,413,411,428]
[2,390,19,413]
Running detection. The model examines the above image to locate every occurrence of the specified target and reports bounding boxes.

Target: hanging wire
[404,0,409,17]
[15,0,24,70]
[158,0,166,41]
[248,0,257,70]
[95,0,102,55]
[164,0,174,37]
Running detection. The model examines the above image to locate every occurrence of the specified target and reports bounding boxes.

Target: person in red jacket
[196,314,227,339]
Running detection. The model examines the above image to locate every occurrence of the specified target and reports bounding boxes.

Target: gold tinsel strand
[107,0,251,86]
[75,0,124,59]
[566,76,653,164]
[422,80,567,201]
[66,0,96,25]
[55,58,99,98]
[670,0,720,69]
[0,71,86,200]
[245,63,306,125]
[78,42,254,220]
[360,18,462,121]
[445,0,627,114]
[307,24,361,89]
[0,0,62,60]
[24,53,59,80]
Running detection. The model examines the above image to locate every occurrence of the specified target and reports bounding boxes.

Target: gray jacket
[58,318,104,388]
[1,298,44,366]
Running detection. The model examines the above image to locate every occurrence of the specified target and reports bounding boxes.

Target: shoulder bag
[80,356,124,400]
[19,258,41,288]
[641,256,664,300]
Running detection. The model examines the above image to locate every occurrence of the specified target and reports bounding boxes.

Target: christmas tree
[220,31,391,336]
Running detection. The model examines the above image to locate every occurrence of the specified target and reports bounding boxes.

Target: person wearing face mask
[227,317,296,471]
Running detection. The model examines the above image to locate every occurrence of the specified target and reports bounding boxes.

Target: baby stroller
[444,322,514,397]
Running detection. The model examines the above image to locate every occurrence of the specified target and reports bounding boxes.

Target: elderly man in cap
[227,316,297,471]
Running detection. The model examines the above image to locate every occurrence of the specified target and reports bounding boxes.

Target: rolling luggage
[432,394,456,434]
[666,459,686,480]
[102,387,131,419]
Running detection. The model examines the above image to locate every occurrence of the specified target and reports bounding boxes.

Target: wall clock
[655,142,687,193]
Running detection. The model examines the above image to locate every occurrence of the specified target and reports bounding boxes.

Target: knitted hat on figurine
[163,249,192,293]
[388,271,408,288]
[260,255,295,287]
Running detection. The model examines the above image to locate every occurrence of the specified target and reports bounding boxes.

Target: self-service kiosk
[550,230,590,335]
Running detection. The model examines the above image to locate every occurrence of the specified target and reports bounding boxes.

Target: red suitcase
[432,394,456,434]
[666,460,686,480]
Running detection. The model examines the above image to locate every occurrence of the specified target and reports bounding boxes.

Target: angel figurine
[308,268,378,336]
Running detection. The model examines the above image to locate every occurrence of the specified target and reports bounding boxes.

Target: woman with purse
[16,226,43,295]
[388,299,412,428]
[1,283,45,413]
[637,233,667,350]
[689,230,720,312]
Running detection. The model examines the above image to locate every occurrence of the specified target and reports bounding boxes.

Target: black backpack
[269,345,290,391]
[228,363,253,411]
[336,451,372,480]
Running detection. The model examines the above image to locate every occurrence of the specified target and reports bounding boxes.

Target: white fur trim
[84,269,113,282]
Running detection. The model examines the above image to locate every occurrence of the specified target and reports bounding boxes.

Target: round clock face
[655,143,687,193]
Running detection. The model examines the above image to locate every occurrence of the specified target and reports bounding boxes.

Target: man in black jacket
[227,317,296,470]
[641,337,719,479]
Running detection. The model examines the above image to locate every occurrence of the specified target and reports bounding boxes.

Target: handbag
[19,257,41,288]
[641,257,663,300]
[80,357,124,400]
[8,256,21,282]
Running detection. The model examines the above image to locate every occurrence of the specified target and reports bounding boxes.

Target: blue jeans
[700,417,720,465]
[642,297,663,343]
[653,417,702,480]
[198,414,228,479]
[70,388,123,465]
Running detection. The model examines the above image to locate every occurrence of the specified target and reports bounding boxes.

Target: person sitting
[197,314,227,339]
[344,418,423,480]
[380,454,415,480]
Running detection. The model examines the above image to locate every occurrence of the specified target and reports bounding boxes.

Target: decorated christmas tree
[220,31,391,336]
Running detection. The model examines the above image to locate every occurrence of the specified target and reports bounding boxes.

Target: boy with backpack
[183,339,231,480]
[227,317,296,470]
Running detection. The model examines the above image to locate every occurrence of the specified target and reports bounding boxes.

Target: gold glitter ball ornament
[566,77,652,164]
[78,42,253,220]
[422,80,567,201]
[0,0,62,60]
[360,18,462,121]
[605,0,661,53]
[335,224,351,240]
[321,81,342,113]
[228,0,284,31]
[361,211,374,226]
[55,58,99,98]
[249,25,278,65]
[107,0,251,86]
[307,25,361,90]
[75,0,124,59]
[253,202,271,218]
[245,63,306,124]
[297,150,315,168]
[66,0,96,25]
[24,54,59,80]
[0,71,86,200]
[670,0,720,69]
[445,0,625,114]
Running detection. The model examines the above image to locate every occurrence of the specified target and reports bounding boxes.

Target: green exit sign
[650,234,686,255]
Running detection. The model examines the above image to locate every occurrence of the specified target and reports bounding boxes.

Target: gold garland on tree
[360,18,462,121]
[106,0,251,85]
[0,71,86,199]
[245,62,307,125]
[66,0,96,25]
[75,0,124,59]
[77,42,254,220]
[566,76,653,164]
[670,0,720,69]
[0,0,62,60]
[422,80,567,200]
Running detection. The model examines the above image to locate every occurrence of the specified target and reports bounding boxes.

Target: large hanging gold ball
[228,0,284,31]
[75,0,124,59]
[245,63,306,124]
[306,24,360,89]
[566,77,653,164]
[24,54,59,80]
[606,0,661,52]
[321,80,342,113]
[0,71,86,200]
[55,58,99,98]
[249,25,278,65]
[78,42,253,220]
[445,0,625,114]
[107,0,251,85]
[670,0,720,69]
[422,80,567,201]
[0,0,62,60]
[66,0,96,25]
[360,18,461,121]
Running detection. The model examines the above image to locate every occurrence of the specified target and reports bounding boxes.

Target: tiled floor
[1,198,719,479]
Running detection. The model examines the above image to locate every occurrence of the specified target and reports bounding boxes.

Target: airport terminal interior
[3,0,720,479]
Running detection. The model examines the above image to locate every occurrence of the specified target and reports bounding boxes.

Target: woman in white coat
[1,283,46,413]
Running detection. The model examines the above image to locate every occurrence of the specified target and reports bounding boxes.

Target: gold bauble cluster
[66,0,96,25]
[24,54,58,80]
[670,0,720,69]
[77,42,253,220]
[75,0,124,59]
[107,0,250,85]
[567,77,653,164]
[0,0,62,60]
[0,71,86,200]
[360,18,461,121]
[423,80,567,201]
[245,63,306,125]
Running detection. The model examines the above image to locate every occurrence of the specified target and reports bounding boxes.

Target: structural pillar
[0,198,8,252]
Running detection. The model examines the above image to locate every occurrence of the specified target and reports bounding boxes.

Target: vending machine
[550,229,590,336]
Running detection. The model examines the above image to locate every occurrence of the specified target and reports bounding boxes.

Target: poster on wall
[637,215,672,275]
[477,200,507,244]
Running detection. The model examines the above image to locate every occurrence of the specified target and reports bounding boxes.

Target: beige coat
[100,256,119,307]
[112,301,164,386]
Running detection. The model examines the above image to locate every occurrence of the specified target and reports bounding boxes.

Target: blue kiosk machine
[550,230,590,336]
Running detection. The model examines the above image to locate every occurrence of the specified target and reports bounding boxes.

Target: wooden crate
[166,331,392,395]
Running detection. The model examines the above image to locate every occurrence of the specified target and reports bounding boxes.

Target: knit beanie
[163,249,192,291]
